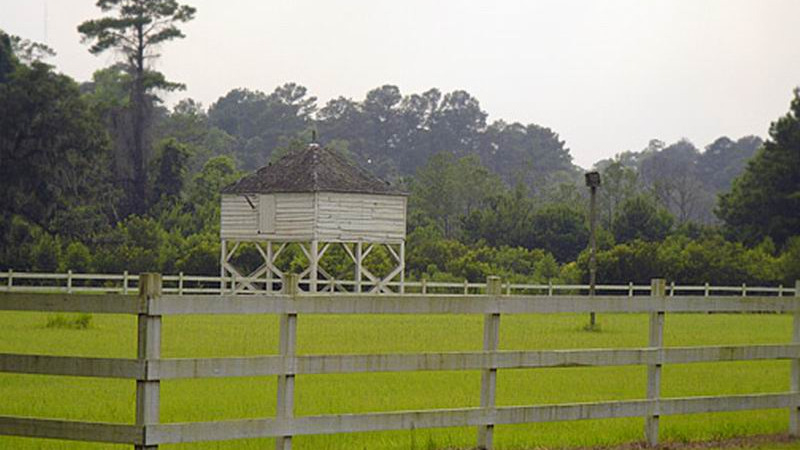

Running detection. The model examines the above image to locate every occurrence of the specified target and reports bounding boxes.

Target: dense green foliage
[0,35,117,250]
[78,0,196,215]
[406,224,576,284]
[1,21,798,287]
[212,84,578,189]
[612,194,674,244]
[409,153,505,238]
[596,136,763,224]
[717,89,800,247]
[578,235,798,285]
[462,193,589,263]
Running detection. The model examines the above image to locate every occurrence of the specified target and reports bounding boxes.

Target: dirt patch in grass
[565,433,797,449]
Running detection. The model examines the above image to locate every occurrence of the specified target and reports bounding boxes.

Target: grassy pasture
[0,311,795,449]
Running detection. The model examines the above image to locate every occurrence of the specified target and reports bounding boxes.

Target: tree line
[0,0,798,287]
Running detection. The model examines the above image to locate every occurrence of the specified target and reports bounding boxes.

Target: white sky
[2,0,799,168]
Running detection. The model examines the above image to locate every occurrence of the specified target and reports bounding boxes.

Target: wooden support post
[464,279,469,295]
[7,269,12,292]
[136,273,162,450]
[742,283,747,297]
[178,272,184,296]
[704,282,710,297]
[791,280,800,435]
[123,270,129,295]
[276,273,299,450]
[421,277,427,295]
[628,281,634,297]
[309,240,318,293]
[548,281,553,297]
[478,276,502,450]
[399,241,405,294]
[220,240,227,295]
[646,278,666,446]
[355,242,362,294]
[267,242,273,293]
[67,270,73,294]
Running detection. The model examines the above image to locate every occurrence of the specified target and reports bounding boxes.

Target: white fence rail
[0,270,795,297]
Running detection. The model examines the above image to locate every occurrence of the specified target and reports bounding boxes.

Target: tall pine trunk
[130,22,147,214]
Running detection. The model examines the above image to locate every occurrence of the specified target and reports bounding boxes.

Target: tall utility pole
[585,171,601,329]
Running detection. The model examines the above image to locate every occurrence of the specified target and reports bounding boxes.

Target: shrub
[30,231,61,272]
[45,313,93,330]
[60,241,93,272]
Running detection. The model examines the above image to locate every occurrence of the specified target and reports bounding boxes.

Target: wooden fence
[0,273,799,449]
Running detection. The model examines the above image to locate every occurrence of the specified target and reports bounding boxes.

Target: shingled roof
[221,144,406,196]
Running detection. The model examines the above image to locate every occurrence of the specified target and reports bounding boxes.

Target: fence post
[628,281,634,298]
[67,270,73,294]
[421,277,427,295]
[704,282,710,297]
[123,270,129,295]
[136,273,162,450]
[276,273,299,450]
[742,283,747,297]
[478,276,502,450]
[7,269,12,292]
[178,272,184,296]
[464,279,469,295]
[646,278,666,446]
[791,280,800,435]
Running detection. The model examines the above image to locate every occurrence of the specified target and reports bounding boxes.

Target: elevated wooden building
[220,144,407,293]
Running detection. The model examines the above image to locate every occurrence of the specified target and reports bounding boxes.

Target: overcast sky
[2,0,799,168]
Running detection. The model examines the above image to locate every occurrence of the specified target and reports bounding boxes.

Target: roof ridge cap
[311,144,319,190]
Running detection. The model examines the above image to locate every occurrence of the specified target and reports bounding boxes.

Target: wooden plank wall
[220,193,315,240]
[315,192,406,242]
[0,278,799,449]
[220,192,406,242]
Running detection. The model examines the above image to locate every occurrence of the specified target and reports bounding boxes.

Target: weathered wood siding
[315,193,406,242]
[220,194,315,240]
[273,194,315,240]
[220,195,257,238]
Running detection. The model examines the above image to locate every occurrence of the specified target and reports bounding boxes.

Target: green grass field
[0,311,796,449]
